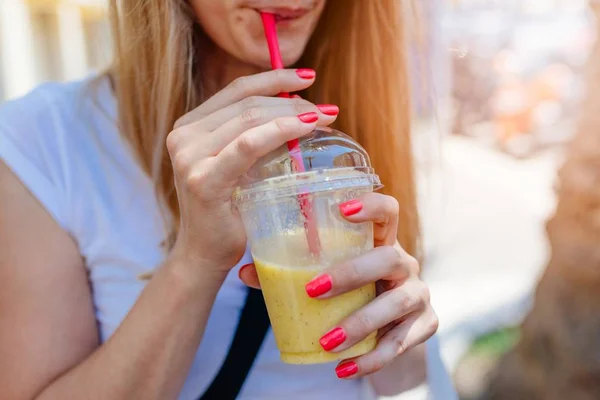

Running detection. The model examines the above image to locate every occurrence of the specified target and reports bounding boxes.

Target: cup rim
[232,166,382,206]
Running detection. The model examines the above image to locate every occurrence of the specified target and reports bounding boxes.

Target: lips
[245,0,316,8]
[246,0,316,22]
[263,8,310,21]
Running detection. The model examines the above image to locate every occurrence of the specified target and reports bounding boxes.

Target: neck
[199,36,264,98]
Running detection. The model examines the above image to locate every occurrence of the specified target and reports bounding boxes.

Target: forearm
[36,256,225,400]
[369,344,427,397]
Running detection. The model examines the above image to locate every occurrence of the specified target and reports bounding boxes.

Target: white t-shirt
[0,76,457,400]
[0,77,376,400]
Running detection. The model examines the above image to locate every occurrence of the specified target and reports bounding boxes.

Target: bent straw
[260,12,321,256]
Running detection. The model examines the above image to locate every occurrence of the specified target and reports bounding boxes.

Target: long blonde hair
[109,0,420,256]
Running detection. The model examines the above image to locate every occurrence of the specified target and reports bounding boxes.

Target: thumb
[238,263,261,289]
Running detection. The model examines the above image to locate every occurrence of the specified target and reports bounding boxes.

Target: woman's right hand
[166,68,338,277]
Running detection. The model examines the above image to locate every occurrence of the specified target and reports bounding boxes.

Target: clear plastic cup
[233,127,382,364]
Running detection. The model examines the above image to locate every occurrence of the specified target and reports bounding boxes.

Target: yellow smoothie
[253,228,377,364]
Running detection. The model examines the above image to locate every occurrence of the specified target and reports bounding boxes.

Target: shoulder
[0,76,115,231]
[0,76,112,137]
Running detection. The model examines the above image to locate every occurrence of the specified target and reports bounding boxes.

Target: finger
[198,96,312,132]
[238,263,261,289]
[339,193,399,246]
[318,280,430,353]
[292,94,302,99]
[167,97,315,153]
[305,246,418,299]
[205,103,338,155]
[209,113,318,183]
[335,308,439,379]
[175,69,316,128]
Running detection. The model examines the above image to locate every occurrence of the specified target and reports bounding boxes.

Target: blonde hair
[109,0,419,256]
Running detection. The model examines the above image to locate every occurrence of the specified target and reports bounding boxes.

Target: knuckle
[385,195,400,215]
[230,76,250,96]
[293,102,312,114]
[381,245,402,268]
[392,289,417,312]
[235,134,257,156]
[172,151,192,175]
[404,254,420,275]
[367,357,387,374]
[273,117,292,134]
[166,130,181,154]
[185,168,210,193]
[427,313,440,337]
[352,311,374,335]
[344,258,363,285]
[241,95,260,109]
[376,209,388,226]
[419,282,431,305]
[393,333,409,356]
[239,107,264,127]
[293,98,312,108]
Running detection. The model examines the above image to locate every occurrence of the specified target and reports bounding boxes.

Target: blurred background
[1,0,598,399]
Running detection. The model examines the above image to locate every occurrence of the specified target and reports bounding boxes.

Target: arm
[0,162,225,400]
[1,68,332,400]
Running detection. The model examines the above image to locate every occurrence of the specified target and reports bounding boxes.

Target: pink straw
[261,13,286,71]
[260,12,321,256]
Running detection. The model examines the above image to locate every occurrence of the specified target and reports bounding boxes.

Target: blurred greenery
[469,327,521,358]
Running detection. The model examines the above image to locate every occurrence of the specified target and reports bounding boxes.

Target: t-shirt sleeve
[0,86,70,231]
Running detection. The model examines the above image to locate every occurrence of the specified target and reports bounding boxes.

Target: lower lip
[275,16,301,25]
[258,9,310,24]
[276,15,295,22]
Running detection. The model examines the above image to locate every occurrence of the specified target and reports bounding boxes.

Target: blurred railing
[0,0,110,101]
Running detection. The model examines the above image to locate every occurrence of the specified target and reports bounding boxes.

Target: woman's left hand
[239,192,438,379]
[304,193,438,379]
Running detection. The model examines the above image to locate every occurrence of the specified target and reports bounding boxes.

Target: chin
[279,45,307,67]
[240,47,306,69]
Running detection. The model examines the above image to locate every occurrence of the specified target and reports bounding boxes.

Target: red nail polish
[298,112,318,123]
[317,104,339,116]
[305,274,332,297]
[296,68,316,79]
[237,263,254,279]
[320,327,346,351]
[336,361,358,378]
[340,200,363,217]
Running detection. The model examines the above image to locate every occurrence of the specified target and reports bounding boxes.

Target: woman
[0,1,445,399]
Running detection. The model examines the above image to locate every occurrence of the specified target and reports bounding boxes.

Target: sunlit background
[1,1,597,399]
[0,0,109,100]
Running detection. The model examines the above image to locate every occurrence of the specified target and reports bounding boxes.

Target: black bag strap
[198,287,270,400]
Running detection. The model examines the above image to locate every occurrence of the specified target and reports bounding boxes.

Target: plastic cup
[233,128,382,364]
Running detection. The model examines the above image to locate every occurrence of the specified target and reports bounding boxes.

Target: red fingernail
[317,104,339,116]
[320,327,346,351]
[339,199,363,216]
[336,361,358,378]
[298,112,318,123]
[305,274,332,297]
[237,263,254,279]
[296,68,316,79]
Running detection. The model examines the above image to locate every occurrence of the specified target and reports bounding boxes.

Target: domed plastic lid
[233,127,382,205]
